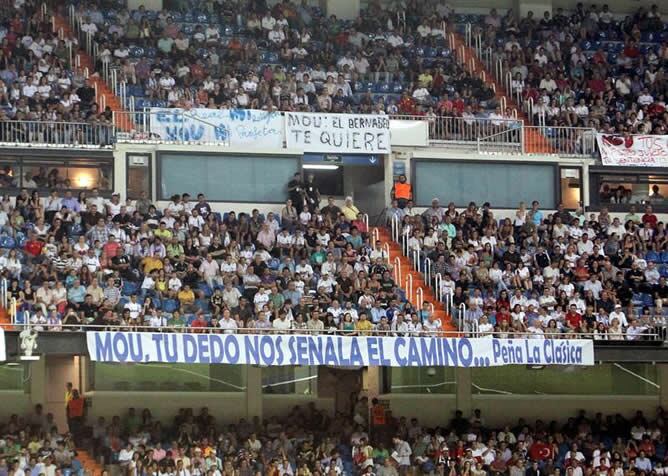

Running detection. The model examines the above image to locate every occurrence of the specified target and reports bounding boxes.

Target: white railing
[392,114,524,146]
[523,126,597,157]
[393,256,402,286]
[424,258,432,286]
[477,128,524,154]
[391,214,400,242]
[457,303,467,333]
[416,287,424,309]
[0,279,6,309]
[6,322,663,340]
[0,120,114,148]
[9,298,16,325]
[469,318,480,337]
[404,273,413,304]
[401,229,410,257]
[412,248,420,272]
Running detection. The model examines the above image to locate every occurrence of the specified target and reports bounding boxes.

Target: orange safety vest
[372,404,386,425]
[68,397,85,418]
[394,182,412,200]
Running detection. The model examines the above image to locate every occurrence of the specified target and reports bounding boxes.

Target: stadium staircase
[449,30,553,154]
[0,307,9,329]
[375,227,456,333]
[52,15,133,131]
[77,449,105,476]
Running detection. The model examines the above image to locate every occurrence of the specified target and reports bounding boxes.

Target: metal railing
[477,127,524,154]
[391,114,523,144]
[524,126,597,157]
[0,279,6,310]
[0,120,114,148]
[6,322,663,341]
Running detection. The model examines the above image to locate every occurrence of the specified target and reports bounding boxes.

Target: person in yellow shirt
[142,255,164,274]
[355,312,373,335]
[341,196,360,222]
[177,285,197,313]
[154,222,173,241]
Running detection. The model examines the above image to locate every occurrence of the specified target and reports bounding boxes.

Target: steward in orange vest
[392,175,412,209]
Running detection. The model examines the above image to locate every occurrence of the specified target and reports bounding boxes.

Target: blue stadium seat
[163,299,178,313]
[646,251,660,262]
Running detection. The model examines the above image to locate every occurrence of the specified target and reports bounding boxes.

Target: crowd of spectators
[0,0,116,144]
[1,0,667,145]
[473,3,668,134]
[72,0,500,124]
[1,172,667,341]
[389,197,668,340]
[0,178,457,336]
[4,402,668,476]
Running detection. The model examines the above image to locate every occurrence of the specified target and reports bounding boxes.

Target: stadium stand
[1,403,668,475]
[467,4,668,134]
[0,178,665,340]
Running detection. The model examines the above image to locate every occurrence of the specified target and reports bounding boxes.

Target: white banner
[149,108,284,148]
[597,134,668,166]
[87,332,594,367]
[286,112,391,154]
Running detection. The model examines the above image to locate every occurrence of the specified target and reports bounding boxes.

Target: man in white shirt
[124,295,142,320]
[609,304,628,327]
[199,254,221,289]
[273,312,291,332]
[268,25,285,44]
[219,309,238,334]
[538,73,557,93]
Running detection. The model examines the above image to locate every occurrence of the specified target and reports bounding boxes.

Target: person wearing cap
[609,303,628,327]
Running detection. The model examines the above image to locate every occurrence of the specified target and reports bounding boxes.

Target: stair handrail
[424,257,432,286]
[416,287,424,310]
[390,214,400,242]
[382,243,390,262]
[404,274,413,304]
[10,297,16,326]
[412,248,420,272]
[0,278,6,309]
[371,227,379,244]
[435,273,443,302]
[469,317,479,338]
[401,228,410,257]
[457,302,467,334]
[464,23,472,48]
[393,256,402,286]
[505,71,513,99]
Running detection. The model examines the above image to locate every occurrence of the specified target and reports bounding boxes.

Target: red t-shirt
[24,239,44,257]
[566,311,582,328]
[642,213,658,229]
[496,311,511,325]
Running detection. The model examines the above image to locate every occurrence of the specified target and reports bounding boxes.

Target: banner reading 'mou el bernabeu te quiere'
[86,332,593,367]
[285,112,391,154]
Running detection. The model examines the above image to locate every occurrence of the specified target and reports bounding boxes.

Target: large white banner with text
[597,134,668,166]
[87,332,594,367]
[149,108,284,148]
[285,112,391,154]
